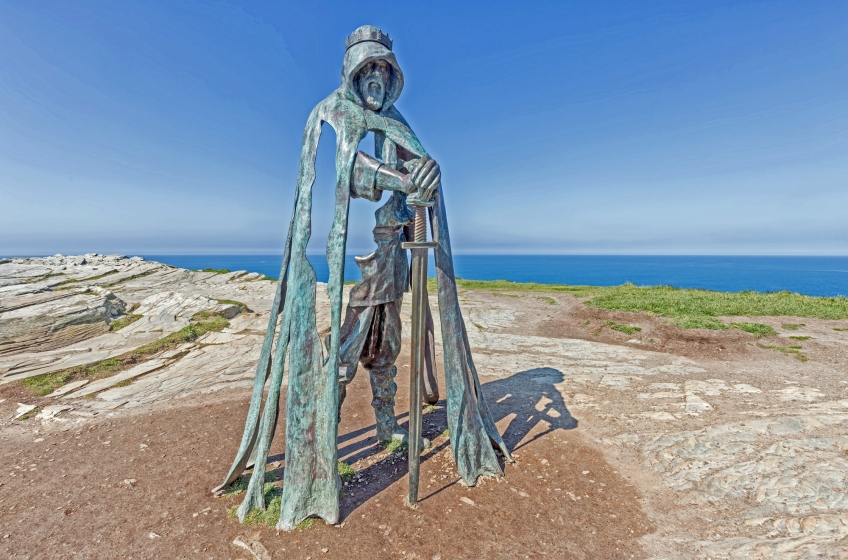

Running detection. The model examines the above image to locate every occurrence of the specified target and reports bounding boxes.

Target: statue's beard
[362,79,385,111]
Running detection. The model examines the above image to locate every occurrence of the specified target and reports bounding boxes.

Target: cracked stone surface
[2,254,848,559]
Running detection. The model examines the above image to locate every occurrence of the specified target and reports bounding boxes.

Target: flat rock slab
[46,379,89,397]
[63,359,170,399]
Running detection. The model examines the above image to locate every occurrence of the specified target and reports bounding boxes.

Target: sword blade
[407,246,428,504]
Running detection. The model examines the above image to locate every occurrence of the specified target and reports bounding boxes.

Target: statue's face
[356,60,390,111]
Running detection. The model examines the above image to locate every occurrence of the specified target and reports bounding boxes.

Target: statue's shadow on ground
[270,367,575,521]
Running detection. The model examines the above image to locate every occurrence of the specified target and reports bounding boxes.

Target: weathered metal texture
[216,25,510,531]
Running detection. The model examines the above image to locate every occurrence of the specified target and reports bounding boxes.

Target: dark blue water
[141,255,848,297]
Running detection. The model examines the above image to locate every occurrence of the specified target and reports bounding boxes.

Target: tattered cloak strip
[215,89,512,530]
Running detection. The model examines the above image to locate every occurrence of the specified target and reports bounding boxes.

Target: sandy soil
[0,349,649,559]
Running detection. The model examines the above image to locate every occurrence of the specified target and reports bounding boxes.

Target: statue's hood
[341,40,404,111]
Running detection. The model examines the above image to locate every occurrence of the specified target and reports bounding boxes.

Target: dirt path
[0,354,649,559]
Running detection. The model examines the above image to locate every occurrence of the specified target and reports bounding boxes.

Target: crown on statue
[345,26,392,51]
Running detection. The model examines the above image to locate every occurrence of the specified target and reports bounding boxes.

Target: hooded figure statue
[215,25,512,531]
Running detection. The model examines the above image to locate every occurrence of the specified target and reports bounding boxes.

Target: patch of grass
[222,475,249,496]
[16,407,41,421]
[112,379,133,388]
[109,314,142,331]
[22,273,65,284]
[450,280,848,330]
[728,322,777,338]
[492,292,519,298]
[782,323,806,331]
[789,335,812,341]
[101,269,156,288]
[54,270,118,290]
[0,258,11,264]
[200,268,230,274]
[673,316,728,330]
[454,278,598,297]
[19,313,230,396]
[586,284,848,320]
[382,439,408,454]
[20,372,75,396]
[536,296,557,305]
[216,299,252,314]
[835,327,848,332]
[296,517,317,530]
[262,276,276,282]
[131,314,229,356]
[53,278,80,287]
[442,428,450,439]
[758,343,808,361]
[604,320,641,335]
[581,319,590,327]
[338,460,355,483]
[227,482,284,527]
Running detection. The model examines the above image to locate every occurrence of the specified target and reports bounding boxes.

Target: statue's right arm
[350,151,414,202]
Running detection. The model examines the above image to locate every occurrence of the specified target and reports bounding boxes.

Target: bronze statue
[216,25,511,530]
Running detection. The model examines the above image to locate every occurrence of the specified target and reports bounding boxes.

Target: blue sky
[1,1,846,256]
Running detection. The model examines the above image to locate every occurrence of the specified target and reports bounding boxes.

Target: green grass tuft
[296,517,317,530]
[109,314,142,331]
[536,296,557,305]
[728,322,777,338]
[789,335,812,341]
[199,268,230,274]
[758,343,808,361]
[782,323,806,331]
[835,327,848,332]
[338,461,355,483]
[382,439,408,454]
[673,316,728,330]
[604,320,641,335]
[215,299,252,313]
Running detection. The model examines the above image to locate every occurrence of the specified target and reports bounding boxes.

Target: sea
[141,255,848,298]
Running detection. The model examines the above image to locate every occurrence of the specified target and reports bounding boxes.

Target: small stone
[13,404,36,420]
[123,479,137,487]
[321,548,329,553]
[149,532,161,539]
[582,471,590,475]
[460,497,476,506]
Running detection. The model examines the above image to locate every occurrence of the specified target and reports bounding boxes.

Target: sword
[402,195,437,506]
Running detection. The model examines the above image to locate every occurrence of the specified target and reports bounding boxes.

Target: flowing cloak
[215,77,511,532]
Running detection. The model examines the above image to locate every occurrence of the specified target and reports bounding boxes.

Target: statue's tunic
[337,154,413,398]
[348,156,414,307]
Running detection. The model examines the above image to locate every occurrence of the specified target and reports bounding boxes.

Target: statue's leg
[337,304,374,418]
[362,300,409,443]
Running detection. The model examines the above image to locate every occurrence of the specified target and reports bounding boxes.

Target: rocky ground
[1,255,847,559]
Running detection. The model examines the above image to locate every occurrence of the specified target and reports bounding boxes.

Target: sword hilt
[414,207,427,243]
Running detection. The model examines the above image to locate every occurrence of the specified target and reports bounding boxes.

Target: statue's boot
[370,366,429,448]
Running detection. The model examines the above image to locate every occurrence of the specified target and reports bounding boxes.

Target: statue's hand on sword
[403,157,440,206]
